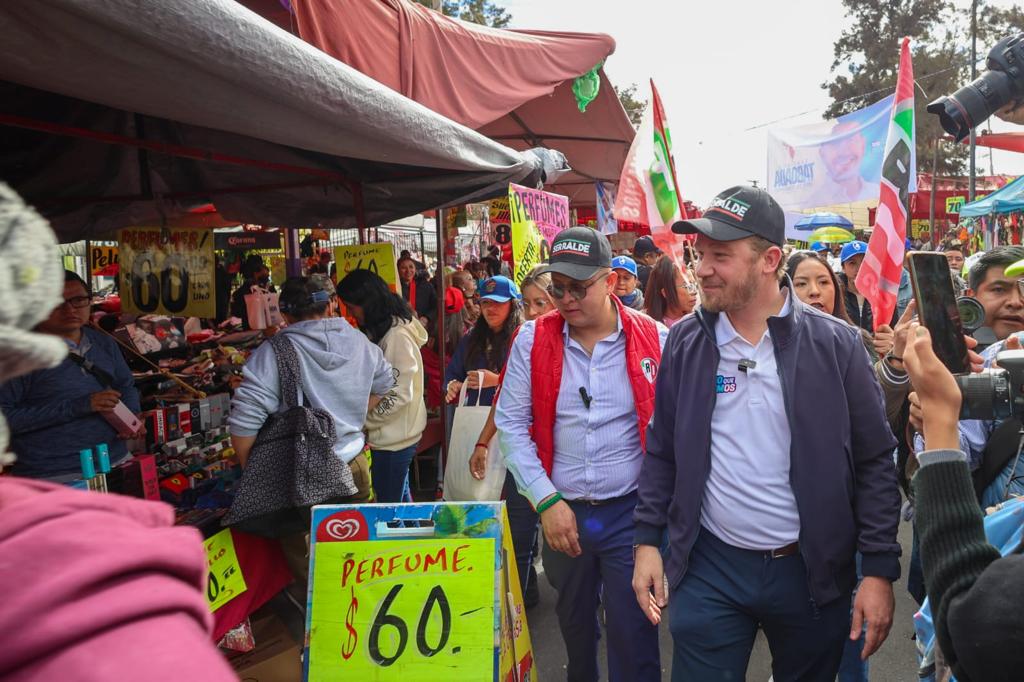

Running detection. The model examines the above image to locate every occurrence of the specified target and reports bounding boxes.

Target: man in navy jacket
[632,186,901,682]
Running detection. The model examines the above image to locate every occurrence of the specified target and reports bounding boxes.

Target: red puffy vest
[529,296,662,477]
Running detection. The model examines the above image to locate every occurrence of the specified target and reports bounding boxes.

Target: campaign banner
[767,95,916,210]
[334,243,398,291]
[304,502,533,682]
[118,228,215,318]
[596,181,618,234]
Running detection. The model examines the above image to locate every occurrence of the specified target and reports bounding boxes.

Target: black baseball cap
[538,226,612,281]
[672,185,785,246]
[632,235,661,257]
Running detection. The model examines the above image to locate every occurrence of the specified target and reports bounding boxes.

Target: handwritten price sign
[204,529,247,612]
[118,228,215,318]
[309,539,495,681]
[334,244,398,291]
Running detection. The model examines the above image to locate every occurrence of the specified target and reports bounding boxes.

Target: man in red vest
[495,227,668,682]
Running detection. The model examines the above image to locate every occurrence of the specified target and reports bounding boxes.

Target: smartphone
[907,251,969,373]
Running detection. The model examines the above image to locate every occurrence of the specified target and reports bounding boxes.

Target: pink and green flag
[856,37,915,330]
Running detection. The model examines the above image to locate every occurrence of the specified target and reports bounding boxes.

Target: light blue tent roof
[960,175,1024,217]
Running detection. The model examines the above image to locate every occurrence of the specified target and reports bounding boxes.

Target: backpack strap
[974,416,1023,501]
[268,334,303,409]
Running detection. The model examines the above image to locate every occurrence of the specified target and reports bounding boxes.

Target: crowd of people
[2,177,1023,682]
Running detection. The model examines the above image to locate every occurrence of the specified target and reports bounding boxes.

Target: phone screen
[907,252,969,373]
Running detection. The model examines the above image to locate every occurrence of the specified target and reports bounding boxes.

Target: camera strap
[974,416,1023,501]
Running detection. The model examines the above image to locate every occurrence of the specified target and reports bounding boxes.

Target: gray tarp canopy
[0,0,566,241]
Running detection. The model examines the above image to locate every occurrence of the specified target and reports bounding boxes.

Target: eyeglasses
[546,271,608,302]
[62,296,91,309]
[677,280,698,294]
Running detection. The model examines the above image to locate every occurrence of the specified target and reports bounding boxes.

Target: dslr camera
[928,33,1024,142]
[957,349,1024,420]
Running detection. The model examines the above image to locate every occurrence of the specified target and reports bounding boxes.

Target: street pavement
[529,517,921,681]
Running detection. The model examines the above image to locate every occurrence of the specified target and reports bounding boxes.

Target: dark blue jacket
[634,283,901,605]
[0,327,140,478]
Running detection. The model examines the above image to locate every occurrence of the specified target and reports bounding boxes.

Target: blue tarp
[959,175,1024,217]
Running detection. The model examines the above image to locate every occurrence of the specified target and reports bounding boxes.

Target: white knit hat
[0,183,68,463]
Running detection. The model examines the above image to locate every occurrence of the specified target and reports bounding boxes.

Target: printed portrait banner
[118,227,215,317]
[304,502,533,682]
[767,95,916,210]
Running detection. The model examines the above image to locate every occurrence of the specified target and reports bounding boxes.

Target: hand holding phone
[906,252,969,374]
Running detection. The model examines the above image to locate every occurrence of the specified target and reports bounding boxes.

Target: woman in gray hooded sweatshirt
[228,276,394,503]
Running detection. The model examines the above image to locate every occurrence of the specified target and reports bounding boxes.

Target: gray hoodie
[229,318,393,463]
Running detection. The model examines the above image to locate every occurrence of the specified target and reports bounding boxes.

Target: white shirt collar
[561,301,624,345]
[715,288,792,348]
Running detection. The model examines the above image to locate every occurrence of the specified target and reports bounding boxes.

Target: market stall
[959,174,1024,248]
[0,1,570,676]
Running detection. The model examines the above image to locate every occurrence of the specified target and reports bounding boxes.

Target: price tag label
[90,245,119,276]
[118,228,215,317]
[309,538,494,681]
[334,243,398,291]
[204,528,247,612]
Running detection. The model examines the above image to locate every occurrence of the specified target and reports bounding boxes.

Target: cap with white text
[538,227,612,281]
[672,185,785,246]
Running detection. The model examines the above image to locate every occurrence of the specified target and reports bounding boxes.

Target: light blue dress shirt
[495,311,669,507]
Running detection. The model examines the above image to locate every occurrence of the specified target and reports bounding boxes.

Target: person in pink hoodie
[0,183,236,682]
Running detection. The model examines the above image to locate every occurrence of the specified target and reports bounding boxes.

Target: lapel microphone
[579,386,593,409]
[738,359,757,373]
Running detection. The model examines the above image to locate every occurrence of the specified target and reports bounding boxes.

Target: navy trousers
[542,492,661,682]
[669,527,851,682]
[502,471,538,596]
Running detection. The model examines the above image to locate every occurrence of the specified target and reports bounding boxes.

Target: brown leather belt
[768,541,799,559]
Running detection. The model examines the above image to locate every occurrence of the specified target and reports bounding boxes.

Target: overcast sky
[503,0,1024,205]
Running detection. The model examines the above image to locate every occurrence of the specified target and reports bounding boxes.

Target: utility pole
[969,0,978,201]
[929,138,938,249]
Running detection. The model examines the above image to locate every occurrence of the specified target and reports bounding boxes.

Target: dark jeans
[370,443,418,503]
[502,471,538,596]
[669,527,851,682]
[541,491,660,682]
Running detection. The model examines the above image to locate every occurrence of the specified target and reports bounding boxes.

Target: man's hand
[632,545,667,626]
[873,324,895,358]
[540,499,581,557]
[850,576,894,660]
[90,389,121,413]
[890,300,916,361]
[469,444,488,480]
[904,324,964,450]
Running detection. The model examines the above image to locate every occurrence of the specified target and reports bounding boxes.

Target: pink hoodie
[0,477,237,681]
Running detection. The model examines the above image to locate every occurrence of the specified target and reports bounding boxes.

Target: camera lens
[956,370,1013,421]
[928,70,1015,142]
[957,296,986,333]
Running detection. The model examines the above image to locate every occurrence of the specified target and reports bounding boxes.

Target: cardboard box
[229,616,301,682]
[142,409,166,449]
[163,406,181,441]
[209,395,224,429]
[113,454,160,501]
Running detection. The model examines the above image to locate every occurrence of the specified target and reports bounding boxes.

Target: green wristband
[536,492,563,514]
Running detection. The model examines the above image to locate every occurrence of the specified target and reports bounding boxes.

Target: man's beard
[699,268,761,314]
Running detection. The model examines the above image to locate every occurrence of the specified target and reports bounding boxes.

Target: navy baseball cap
[840,240,868,264]
[632,236,661,257]
[611,255,638,277]
[539,227,613,281]
[673,185,785,246]
[479,275,521,302]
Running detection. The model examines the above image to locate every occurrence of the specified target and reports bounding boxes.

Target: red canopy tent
[253,0,636,207]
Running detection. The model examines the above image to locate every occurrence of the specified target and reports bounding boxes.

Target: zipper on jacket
[772,338,816,604]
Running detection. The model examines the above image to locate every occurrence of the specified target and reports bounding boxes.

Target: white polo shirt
[700,291,801,550]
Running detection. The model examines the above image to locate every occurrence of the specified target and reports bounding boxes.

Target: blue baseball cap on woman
[611,255,638,277]
[479,275,521,302]
[810,242,829,253]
